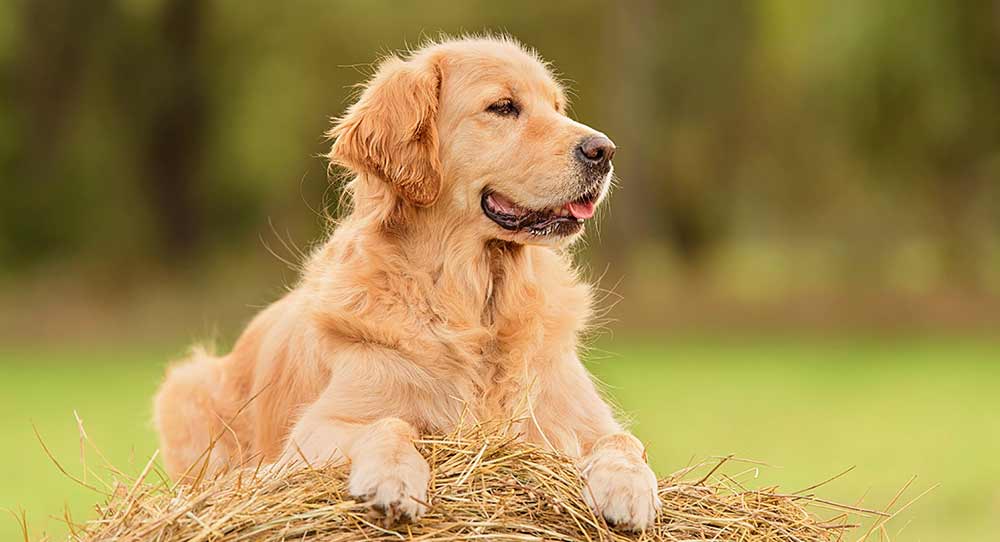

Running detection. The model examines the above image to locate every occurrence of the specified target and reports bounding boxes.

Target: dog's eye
[486,98,520,118]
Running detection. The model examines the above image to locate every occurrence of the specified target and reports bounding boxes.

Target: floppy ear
[327,55,442,207]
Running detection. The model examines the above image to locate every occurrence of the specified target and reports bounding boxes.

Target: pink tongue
[566,200,596,219]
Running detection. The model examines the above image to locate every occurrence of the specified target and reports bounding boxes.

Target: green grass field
[1,339,997,541]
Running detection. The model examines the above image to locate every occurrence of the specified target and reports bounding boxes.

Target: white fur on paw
[582,452,661,531]
[348,448,430,524]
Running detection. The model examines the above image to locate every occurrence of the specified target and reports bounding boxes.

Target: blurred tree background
[1,0,999,342]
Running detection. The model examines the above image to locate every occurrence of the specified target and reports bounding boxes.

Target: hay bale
[75,423,886,541]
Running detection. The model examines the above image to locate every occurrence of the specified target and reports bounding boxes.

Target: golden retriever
[154,35,661,530]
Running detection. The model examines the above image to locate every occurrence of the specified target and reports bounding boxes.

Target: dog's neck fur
[393,201,528,327]
[309,175,590,357]
[350,174,532,317]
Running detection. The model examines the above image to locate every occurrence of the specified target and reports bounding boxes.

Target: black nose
[576,135,616,166]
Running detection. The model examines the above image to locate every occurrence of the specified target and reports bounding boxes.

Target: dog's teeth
[577,218,583,223]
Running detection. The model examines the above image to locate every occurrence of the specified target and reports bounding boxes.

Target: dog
[154,35,661,530]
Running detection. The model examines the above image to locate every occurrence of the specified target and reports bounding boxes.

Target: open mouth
[481,184,601,236]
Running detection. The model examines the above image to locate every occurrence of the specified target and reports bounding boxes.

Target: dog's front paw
[581,436,661,531]
[348,446,430,525]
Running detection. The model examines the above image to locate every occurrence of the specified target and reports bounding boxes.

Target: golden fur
[154,35,660,530]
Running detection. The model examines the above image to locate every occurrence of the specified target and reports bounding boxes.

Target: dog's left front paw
[581,436,661,531]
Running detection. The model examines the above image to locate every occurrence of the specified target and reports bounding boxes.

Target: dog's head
[329,36,615,246]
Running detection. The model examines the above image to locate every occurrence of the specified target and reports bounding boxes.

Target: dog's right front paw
[348,446,430,525]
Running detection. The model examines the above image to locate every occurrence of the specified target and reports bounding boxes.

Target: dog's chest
[405,246,591,426]
[425,307,555,425]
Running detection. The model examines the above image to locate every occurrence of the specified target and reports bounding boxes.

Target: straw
[64,421,890,542]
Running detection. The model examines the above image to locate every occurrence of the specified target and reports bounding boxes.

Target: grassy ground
[1,338,997,541]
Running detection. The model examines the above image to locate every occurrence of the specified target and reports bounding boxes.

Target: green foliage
[1,0,998,292]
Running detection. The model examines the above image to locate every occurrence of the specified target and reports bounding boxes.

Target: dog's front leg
[279,410,429,523]
[532,354,661,531]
